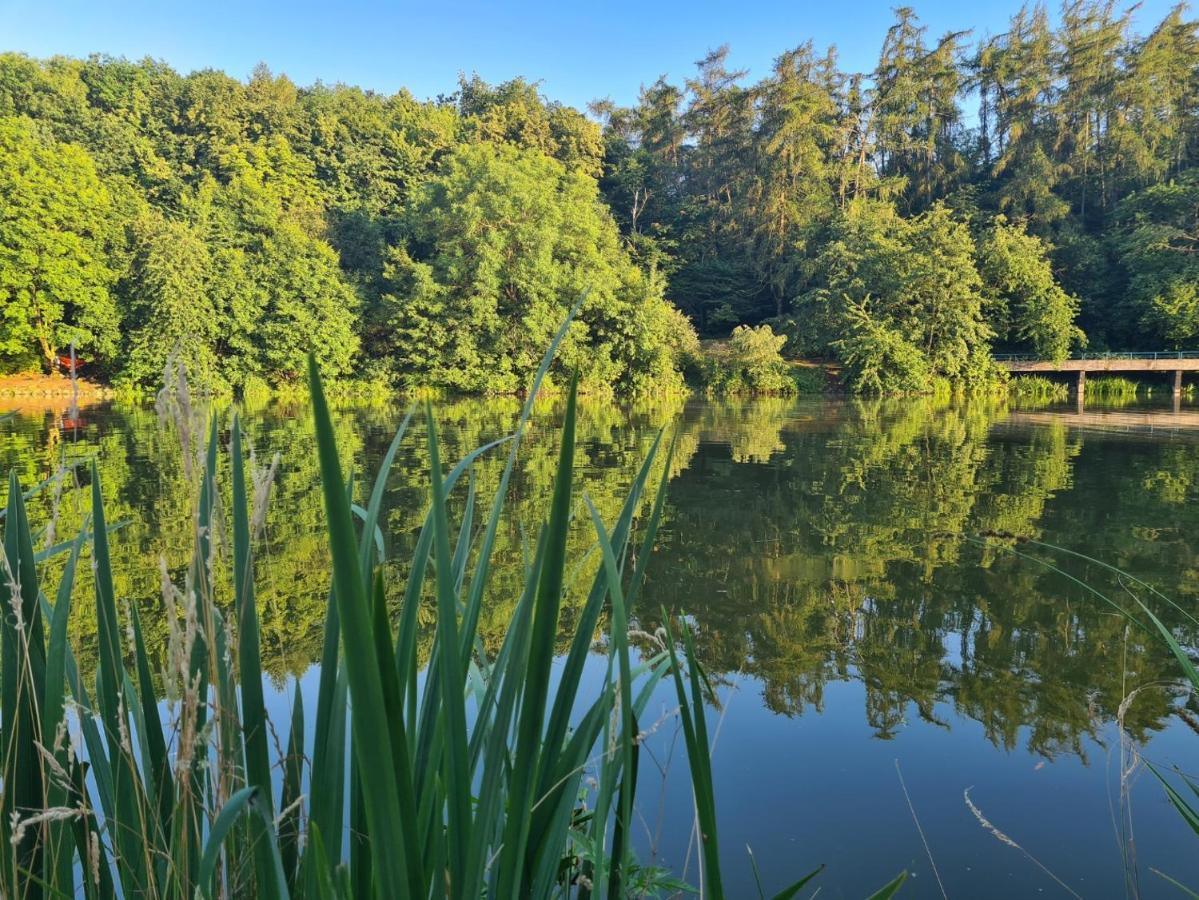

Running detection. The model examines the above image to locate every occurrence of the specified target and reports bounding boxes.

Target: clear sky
[0,0,1183,109]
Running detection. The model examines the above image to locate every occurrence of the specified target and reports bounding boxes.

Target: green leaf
[494,374,579,898]
[867,870,909,899]
[196,787,259,900]
[280,686,305,894]
[308,354,418,899]
[231,414,280,896]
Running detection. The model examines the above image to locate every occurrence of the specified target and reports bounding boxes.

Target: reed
[1085,376,1143,402]
[1008,375,1069,404]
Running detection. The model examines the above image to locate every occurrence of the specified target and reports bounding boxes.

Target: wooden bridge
[995,351,1199,398]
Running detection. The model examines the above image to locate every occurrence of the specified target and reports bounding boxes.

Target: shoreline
[0,374,115,398]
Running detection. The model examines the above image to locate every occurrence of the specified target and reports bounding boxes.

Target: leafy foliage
[376,142,693,395]
[1115,173,1199,347]
[699,324,799,395]
[3,0,1199,392]
[591,2,1199,375]
[979,217,1084,362]
[0,58,691,394]
[796,203,994,393]
[0,116,119,373]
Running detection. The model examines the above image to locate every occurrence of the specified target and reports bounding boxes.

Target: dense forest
[1,1,1197,394]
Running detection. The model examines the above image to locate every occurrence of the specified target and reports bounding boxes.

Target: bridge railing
[994,351,1199,362]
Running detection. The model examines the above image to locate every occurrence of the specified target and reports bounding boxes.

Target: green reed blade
[35,520,129,565]
[410,433,516,784]
[1147,764,1199,837]
[231,415,280,896]
[623,431,676,613]
[51,600,115,825]
[305,474,354,884]
[369,568,422,891]
[395,511,431,738]
[463,529,546,900]
[663,614,724,900]
[494,374,579,898]
[128,600,174,854]
[304,825,340,900]
[1130,597,1199,693]
[527,684,614,895]
[2,471,47,898]
[279,684,304,893]
[170,418,221,894]
[404,435,512,797]
[211,602,242,764]
[866,870,908,898]
[0,464,83,522]
[305,657,348,893]
[69,759,115,900]
[42,521,88,894]
[426,406,473,895]
[358,409,414,581]
[768,862,824,900]
[308,354,415,899]
[537,429,663,802]
[90,463,152,897]
[451,469,476,601]
[249,790,291,900]
[457,300,583,681]
[579,495,638,896]
[587,653,621,897]
[196,786,258,900]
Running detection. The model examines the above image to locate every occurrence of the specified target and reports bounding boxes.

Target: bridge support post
[1175,369,1183,398]
[1076,370,1086,398]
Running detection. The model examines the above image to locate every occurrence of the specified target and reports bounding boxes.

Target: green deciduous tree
[378,141,692,395]
[123,211,220,387]
[4,2,1199,397]
[701,324,797,394]
[979,217,1085,361]
[0,116,119,373]
[795,202,994,392]
[1116,172,1199,346]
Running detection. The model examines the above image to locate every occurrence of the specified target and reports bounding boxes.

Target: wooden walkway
[996,352,1199,397]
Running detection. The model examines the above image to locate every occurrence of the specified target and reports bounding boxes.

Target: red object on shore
[57,355,86,371]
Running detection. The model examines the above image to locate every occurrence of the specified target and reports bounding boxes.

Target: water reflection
[641,397,1199,760]
[3,394,1198,762]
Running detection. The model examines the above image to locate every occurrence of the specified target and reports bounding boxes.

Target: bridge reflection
[1007,405,1199,435]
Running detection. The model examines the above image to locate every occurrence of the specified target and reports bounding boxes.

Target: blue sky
[0,0,1183,109]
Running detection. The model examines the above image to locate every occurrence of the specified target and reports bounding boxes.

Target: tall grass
[0,318,899,898]
[1085,376,1143,403]
[1007,376,1069,404]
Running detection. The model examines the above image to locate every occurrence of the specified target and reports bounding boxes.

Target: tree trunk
[37,333,57,375]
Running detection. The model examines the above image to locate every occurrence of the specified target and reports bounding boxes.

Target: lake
[3,392,1198,897]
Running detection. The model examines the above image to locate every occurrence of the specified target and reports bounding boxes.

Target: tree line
[596,1,1199,390]
[0,60,690,395]
[1,1,1197,394]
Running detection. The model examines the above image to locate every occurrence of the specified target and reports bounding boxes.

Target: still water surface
[3,394,1199,897]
